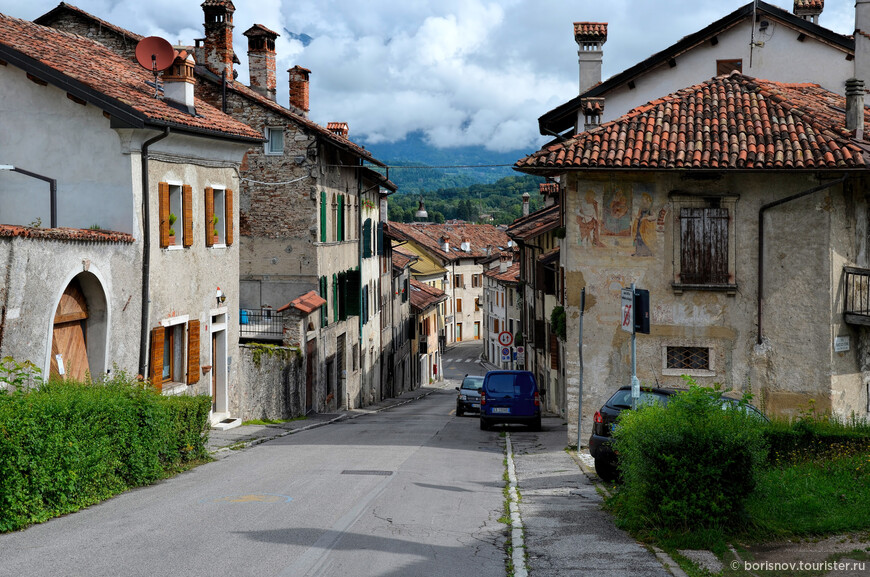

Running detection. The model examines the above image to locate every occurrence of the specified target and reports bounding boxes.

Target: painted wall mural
[576,182,667,257]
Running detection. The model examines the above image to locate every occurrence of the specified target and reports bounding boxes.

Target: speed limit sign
[497,331,513,347]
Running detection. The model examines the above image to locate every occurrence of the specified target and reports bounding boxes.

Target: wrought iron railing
[844,266,870,325]
[239,308,283,340]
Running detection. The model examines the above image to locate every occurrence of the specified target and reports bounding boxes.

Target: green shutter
[332,273,338,321]
[320,276,328,326]
[339,271,348,321]
[362,284,368,325]
[363,219,372,258]
[337,194,344,241]
[320,191,327,242]
[377,221,384,256]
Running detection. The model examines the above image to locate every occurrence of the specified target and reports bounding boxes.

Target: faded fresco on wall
[576,186,606,247]
[603,186,631,236]
[631,189,657,257]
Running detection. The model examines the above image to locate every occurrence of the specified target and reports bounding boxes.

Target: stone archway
[49,273,108,381]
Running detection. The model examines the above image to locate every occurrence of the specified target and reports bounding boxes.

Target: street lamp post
[0,165,57,228]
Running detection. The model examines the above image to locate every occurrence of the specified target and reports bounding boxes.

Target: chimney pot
[522,192,530,217]
[327,122,349,138]
[846,78,865,139]
[201,0,235,79]
[163,51,197,114]
[574,22,607,96]
[244,24,279,101]
[794,0,824,24]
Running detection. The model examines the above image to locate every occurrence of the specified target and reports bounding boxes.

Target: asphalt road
[0,346,507,577]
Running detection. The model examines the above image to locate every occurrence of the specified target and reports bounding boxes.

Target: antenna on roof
[135,36,177,98]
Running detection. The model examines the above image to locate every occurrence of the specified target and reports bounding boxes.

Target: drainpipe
[138,127,171,377]
[757,176,847,345]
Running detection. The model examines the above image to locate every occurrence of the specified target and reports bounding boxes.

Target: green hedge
[610,385,768,531]
[0,375,210,532]
[764,416,870,464]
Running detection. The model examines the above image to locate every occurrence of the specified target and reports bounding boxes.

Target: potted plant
[212,214,219,244]
[168,213,177,245]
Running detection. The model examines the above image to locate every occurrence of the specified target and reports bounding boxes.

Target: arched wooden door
[50,279,90,381]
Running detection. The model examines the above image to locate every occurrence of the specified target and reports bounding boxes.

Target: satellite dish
[135,36,176,72]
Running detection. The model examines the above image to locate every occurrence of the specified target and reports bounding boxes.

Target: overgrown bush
[0,368,211,532]
[764,407,870,465]
[610,384,768,531]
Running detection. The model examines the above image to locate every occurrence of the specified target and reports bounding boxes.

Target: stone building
[517,73,870,443]
[390,249,415,394]
[37,1,397,413]
[409,279,448,386]
[0,14,261,429]
[482,254,521,370]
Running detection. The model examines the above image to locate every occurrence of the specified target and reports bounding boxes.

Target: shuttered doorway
[50,279,90,381]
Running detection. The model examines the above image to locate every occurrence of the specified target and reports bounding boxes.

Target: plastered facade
[561,170,870,443]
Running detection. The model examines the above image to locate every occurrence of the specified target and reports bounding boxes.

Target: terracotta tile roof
[506,204,561,241]
[537,247,560,264]
[539,182,560,196]
[35,2,143,41]
[33,3,383,166]
[484,262,520,284]
[794,0,823,11]
[518,73,870,172]
[409,278,447,312]
[391,248,417,270]
[277,290,326,315]
[0,225,134,243]
[574,22,607,42]
[387,222,512,262]
[0,14,263,142]
[243,24,279,38]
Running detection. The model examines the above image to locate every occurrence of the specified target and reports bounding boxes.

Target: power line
[325,163,518,170]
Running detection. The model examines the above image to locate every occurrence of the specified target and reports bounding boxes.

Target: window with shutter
[225,189,234,246]
[338,194,344,241]
[346,269,361,316]
[320,276,328,326]
[377,221,384,256]
[550,331,560,369]
[362,284,369,324]
[671,194,737,292]
[338,271,348,321]
[182,185,193,247]
[534,319,545,349]
[150,326,164,391]
[333,273,338,322]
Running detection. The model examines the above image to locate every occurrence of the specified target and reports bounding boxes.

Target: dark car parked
[479,370,541,431]
[456,374,484,416]
[589,386,767,481]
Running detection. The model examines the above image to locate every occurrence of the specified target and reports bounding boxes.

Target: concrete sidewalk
[206,383,447,457]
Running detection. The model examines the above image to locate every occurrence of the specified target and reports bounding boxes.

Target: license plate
[492,407,510,414]
[471,403,480,408]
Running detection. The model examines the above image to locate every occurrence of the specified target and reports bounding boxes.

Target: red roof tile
[574,22,607,42]
[517,74,870,172]
[484,262,520,284]
[794,0,823,12]
[0,225,134,243]
[387,222,512,261]
[277,290,326,315]
[506,204,560,241]
[391,249,417,270]
[0,14,262,142]
[35,2,143,41]
[409,278,447,312]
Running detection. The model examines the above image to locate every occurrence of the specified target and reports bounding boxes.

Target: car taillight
[480,391,486,406]
[534,391,540,407]
[594,411,603,424]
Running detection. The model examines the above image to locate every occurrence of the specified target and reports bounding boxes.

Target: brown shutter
[158,182,170,248]
[182,185,193,247]
[225,189,234,246]
[150,326,164,392]
[205,187,215,247]
[550,332,560,369]
[186,320,200,385]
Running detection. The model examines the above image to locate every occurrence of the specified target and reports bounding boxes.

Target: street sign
[501,347,511,362]
[516,350,525,364]
[497,331,513,347]
[620,288,634,333]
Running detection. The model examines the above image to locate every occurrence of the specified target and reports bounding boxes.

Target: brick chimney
[327,122,349,138]
[244,24,279,101]
[574,22,607,95]
[794,0,824,24]
[288,65,311,116]
[202,0,235,79]
[163,50,197,114]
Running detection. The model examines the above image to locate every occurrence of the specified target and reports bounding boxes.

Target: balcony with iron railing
[239,308,283,341]
[844,266,870,326]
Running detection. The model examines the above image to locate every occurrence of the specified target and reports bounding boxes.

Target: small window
[716,59,742,76]
[454,274,464,289]
[456,298,462,313]
[266,127,284,155]
[663,346,714,377]
[213,188,227,245]
[168,184,183,247]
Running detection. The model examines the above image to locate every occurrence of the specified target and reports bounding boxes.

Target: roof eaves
[0,43,145,128]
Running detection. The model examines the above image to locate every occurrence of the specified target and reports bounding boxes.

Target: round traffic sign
[497,331,513,347]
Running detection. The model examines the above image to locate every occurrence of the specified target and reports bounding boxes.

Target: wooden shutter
[363,219,372,258]
[320,191,327,242]
[346,270,361,316]
[182,185,193,247]
[225,189,234,246]
[205,187,215,247]
[187,320,200,385]
[680,207,728,284]
[150,326,164,391]
[333,273,338,322]
[320,276,328,326]
[707,208,729,283]
[337,195,344,241]
[377,222,384,255]
[158,182,170,248]
[339,271,348,321]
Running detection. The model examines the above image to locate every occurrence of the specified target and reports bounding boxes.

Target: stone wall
[234,344,304,421]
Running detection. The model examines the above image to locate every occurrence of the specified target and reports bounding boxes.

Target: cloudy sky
[0,0,857,152]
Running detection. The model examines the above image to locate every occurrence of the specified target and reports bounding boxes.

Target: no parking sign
[501,347,511,362]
